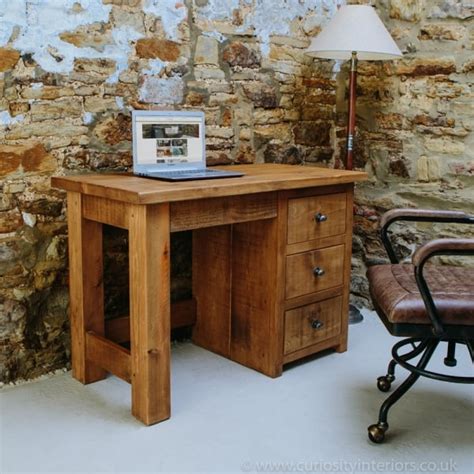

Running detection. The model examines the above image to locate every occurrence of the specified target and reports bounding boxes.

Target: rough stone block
[462,59,474,73]
[5,121,88,140]
[9,101,30,116]
[84,96,120,112]
[304,90,336,106]
[0,48,20,72]
[139,76,184,104]
[413,114,455,128]
[253,109,285,125]
[419,23,466,41]
[73,58,117,76]
[195,36,219,66]
[0,299,26,341]
[270,35,310,49]
[3,182,26,194]
[293,122,331,147]
[302,77,335,90]
[206,126,234,139]
[206,150,232,166]
[31,97,83,121]
[242,83,278,109]
[222,41,261,69]
[221,108,232,127]
[264,143,302,164]
[59,24,113,51]
[235,143,256,164]
[21,82,75,100]
[448,161,474,176]
[135,38,180,61]
[426,0,473,19]
[94,114,132,145]
[425,137,465,155]
[208,93,238,106]
[0,143,56,177]
[194,67,225,80]
[389,0,421,21]
[20,198,63,217]
[388,156,410,178]
[239,128,251,141]
[302,146,334,164]
[0,210,23,233]
[254,123,292,143]
[186,91,206,106]
[301,106,334,121]
[269,44,306,64]
[396,58,456,76]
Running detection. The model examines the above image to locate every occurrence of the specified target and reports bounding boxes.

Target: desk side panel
[192,226,232,358]
[230,205,286,378]
[336,185,354,353]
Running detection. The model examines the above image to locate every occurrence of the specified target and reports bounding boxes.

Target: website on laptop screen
[135,115,203,165]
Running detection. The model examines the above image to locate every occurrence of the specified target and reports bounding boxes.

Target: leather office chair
[366,209,474,443]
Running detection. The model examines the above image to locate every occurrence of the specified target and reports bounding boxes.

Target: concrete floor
[1,309,473,473]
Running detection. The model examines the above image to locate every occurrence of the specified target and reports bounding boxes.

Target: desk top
[51,164,367,204]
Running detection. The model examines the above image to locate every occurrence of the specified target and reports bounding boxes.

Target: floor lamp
[305,5,402,323]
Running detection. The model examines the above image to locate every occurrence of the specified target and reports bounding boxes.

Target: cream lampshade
[306,4,402,61]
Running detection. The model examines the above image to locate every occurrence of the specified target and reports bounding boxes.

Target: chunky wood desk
[52,164,366,425]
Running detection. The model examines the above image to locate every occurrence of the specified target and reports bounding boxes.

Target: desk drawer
[284,296,342,354]
[285,245,344,299]
[287,193,346,244]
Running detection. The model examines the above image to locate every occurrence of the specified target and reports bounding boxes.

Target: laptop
[132,110,243,181]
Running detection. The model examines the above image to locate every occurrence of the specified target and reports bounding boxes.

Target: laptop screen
[134,112,204,167]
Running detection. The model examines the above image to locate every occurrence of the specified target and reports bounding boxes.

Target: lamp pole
[346,51,358,171]
[345,51,364,324]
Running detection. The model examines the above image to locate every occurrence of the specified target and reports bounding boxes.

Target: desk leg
[67,192,106,384]
[129,203,171,425]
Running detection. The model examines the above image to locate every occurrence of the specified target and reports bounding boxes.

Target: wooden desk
[52,164,366,425]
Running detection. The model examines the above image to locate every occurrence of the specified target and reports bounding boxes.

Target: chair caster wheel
[444,357,457,367]
[377,375,394,392]
[368,422,388,443]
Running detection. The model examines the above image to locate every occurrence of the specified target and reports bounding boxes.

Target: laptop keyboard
[160,169,220,176]
[146,169,224,178]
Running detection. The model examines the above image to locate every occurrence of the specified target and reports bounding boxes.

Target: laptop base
[137,169,244,181]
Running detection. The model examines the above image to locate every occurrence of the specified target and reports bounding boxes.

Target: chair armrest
[413,238,474,267]
[380,209,474,263]
[412,238,474,336]
[380,209,471,230]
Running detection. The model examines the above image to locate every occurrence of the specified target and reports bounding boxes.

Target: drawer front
[284,296,342,354]
[287,193,347,244]
[285,245,344,300]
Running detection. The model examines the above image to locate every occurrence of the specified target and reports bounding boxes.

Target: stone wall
[348,0,473,306]
[0,0,472,383]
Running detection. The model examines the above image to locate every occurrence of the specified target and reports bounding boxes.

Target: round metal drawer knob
[313,267,325,277]
[314,212,328,223]
[311,319,324,330]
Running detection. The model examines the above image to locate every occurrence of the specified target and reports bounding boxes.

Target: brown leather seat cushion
[367,264,474,326]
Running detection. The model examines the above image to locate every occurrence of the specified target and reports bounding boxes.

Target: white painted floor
[1,309,473,474]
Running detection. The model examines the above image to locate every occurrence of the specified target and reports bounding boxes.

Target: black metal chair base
[349,304,364,324]
[368,338,474,443]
